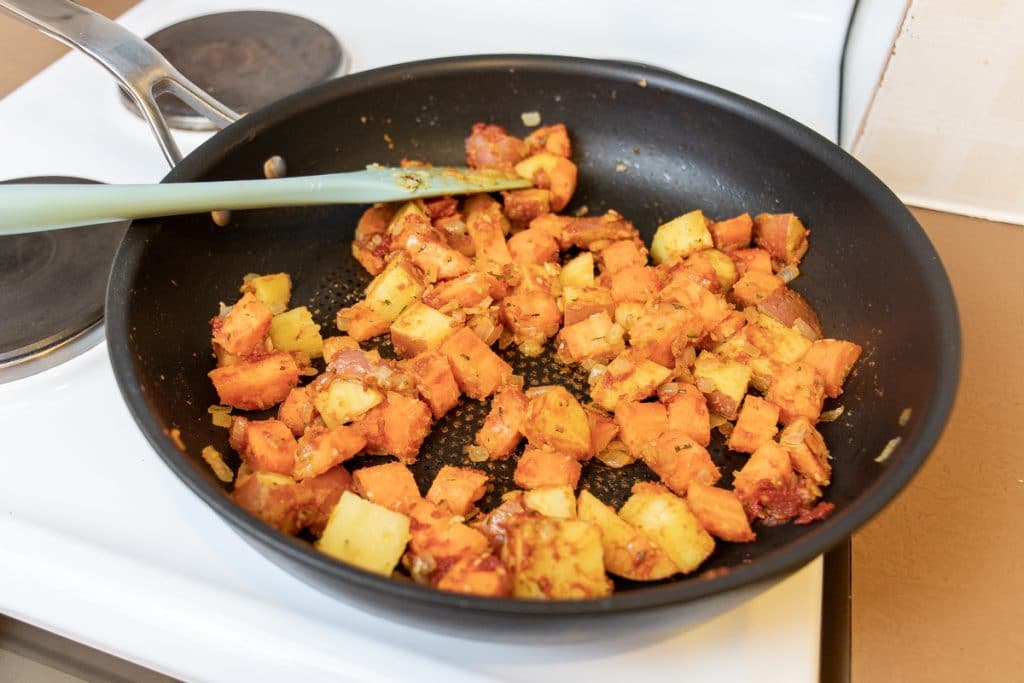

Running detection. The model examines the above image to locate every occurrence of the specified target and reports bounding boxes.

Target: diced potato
[801,339,862,398]
[556,312,625,365]
[407,499,489,560]
[364,260,425,322]
[389,302,458,359]
[729,247,774,276]
[422,271,504,310]
[316,491,411,576]
[753,213,809,266]
[502,189,552,229]
[426,465,489,516]
[467,208,512,270]
[731,271,785,308]
[780,417,831,486]
[293,424,365,480]
[336,301,390,342]
[627,303,702,368]
[269,306,323,358]
[562,286,615,326]
[313,378,383,428]
[686,482,756,542]
[435,554,512,598]
[514,152,578,211]
[209,351,300,410]
[231,471,311,535]
[298,467,354,537]
[524,123,571,157]
[657,275,730,332]
[599,240,647,274]
[560,252,595,289]
[500,291,562,353]
[523,386,591,459]
[386,200,429,235]
[618,485,715,574]
[662,383,711,447]
[614,401,668,456]
[756,287,822,340]
[213,292,273,356]
[240,272,292,314]
[321,335,361,364]
[400,350,461,419]
[576,490,678,580]
[586,407,619,459]
[708,213,753,252]
[745,313,812,364]
[440,327,513,399]
[393,222,472,283]
[357,392,433,463]
[692,351,752,420]
[609,265,662,304]
[613,301,645,332]
[764,362,826,425]
[558,211,639,250]
[700,248,739,292]
[465,123,528,173]
[523,486,577,519]
[237,419,297,475]
[475,387,528,460]
[589,350,673,412]
[727,395,780,454]
[650,210,713,264]
[352,461,421,513]
[640,430,721,496]
[507,228,559,265]
[502,517,612,599]
[277,386,316,436]
[514,446,583,489]
[733,442,799,522]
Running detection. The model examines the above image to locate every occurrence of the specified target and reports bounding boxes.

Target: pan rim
[106,53,961,616]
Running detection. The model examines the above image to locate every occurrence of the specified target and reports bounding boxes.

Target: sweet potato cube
[209,351,300,410]
[651,210,713,264]
[467,210,512,269]
[507,228,559,265]
[401,350,461,419]
[754,213,809,266]
[524,123,572,157]
[407,499,490,560]
[614,401,668,456]
[558,211,638,250]
[627,303,702,368]
[352,462,421,513]
[389,302,458,359]
[363,259,425,322]
[313,378,383,428]
[692,351,751,420]
[502,517,611,599]
[555,311,625,364]
[336,301,390,342]
[523,386,592,459]
[692,248,739,292]
[728,395,780,454]
[513,152,577,211]
[440,327,513,399]
[421,271,503,310]
[618,486,715,574]
[640,430,721,496]
[756,287,822,340]
[514,446,582,489]
[686,482,756,543]
[562,286,615,326]
[316,491,411,576]
[730,247,774,276]
[662,383,711,447]
[298,467,354,537]
[658,275,730,331]
[733,442,798,520]
[231,471,311,535]
[426,465,489,516]
[709,213,753,251]
[780,417,831,486]
[765,362,826,425]
[277,386,316,436]
[745,313,813,364]
[600,239,648,274]
[293,424,365,480]
[502,189,552,229]
[576,490,677,581]
[500,291,562,350]
[589,350,673,412]
[586,407,619,459]
[213,292,273,356]
[730,271,785,308]
[475,387,528,460]
[435,554,512,598]
[801,339,862,398]
[609,265,662,304]
[238,419,297,475]
[356,392,433,463]
[559,252,595,288]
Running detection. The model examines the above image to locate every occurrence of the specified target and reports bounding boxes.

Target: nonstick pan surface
[106,55,960,619]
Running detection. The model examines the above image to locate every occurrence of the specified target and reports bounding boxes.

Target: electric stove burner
[119,11,347,131]
[0,177,128,383]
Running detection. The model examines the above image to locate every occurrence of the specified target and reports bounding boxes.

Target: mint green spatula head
[0,166,532,234]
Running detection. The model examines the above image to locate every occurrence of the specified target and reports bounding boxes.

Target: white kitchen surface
[0,0,869,680]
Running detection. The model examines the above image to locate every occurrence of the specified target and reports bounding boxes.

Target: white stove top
[0,1,857,680]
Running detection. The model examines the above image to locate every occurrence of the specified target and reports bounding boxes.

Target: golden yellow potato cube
[313,379,383,428]
[316,491,411,576]
[240,272,292,314]
[386,200,429,235]
[389,302,458,358]
[364,260,425,322]
[749,313,812,364]
[269,306,324,358]
[559,252,595,289]
[523,486,577,519]
[523,386,592,459]
[650,209,713,264]
[619,487,714,574]
[577,490,678,581]
[692,351,752,420]
[502,517,612,599]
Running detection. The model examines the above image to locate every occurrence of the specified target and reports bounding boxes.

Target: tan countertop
[1,3,1020,680]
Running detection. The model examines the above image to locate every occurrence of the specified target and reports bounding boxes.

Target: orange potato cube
[754,213,809,266]
[440,327,513,399]
[765,363,826,425]
[555,311,625,364]
[239,419,297,475]
[336,301,390,342]
[658,275,730,332]
[589,349,673,412]
[733,442,800,522]
[231,471,312,535]
[209,351,300,410]
[756,287,823,340]
[557,211,638,250]
[500,291,562,351]
[801,339,862,398]
[513,152,577,211]
[435,554,512,598]
[729,247,774,278]
[780,417,831,486]
[293,424,366,480]
[212,292,273,356]
[524,123,572,157]
[352,205,395,275]
[627,303,702,368]
[393,223,472,284]
[514,446,582,490]
[407,499,491,560]
[562,286,616,326]
[586,407,619,459]
[659,383,710,447]
[528,213,572,244]
[356,392,433,463]
[475,387,528,460]
[352,461,421,513]
[730,271,785,309]
[523,386,592,459]
[502,189,552,229]
[708,213,753,251]
[507,228,559,265]
[400,350,461,419]
[641,430,721,496]
[298,466,355,537]
[727,395,780,454]
[614,401,668,456]
[599,240,648,274]
[422,271,505,310]
[277,386,317,437]
[426,465,490,516]
[467,211,512,270]
[465,123,527,173]
[686,482,755,543]
[609,265,662,304]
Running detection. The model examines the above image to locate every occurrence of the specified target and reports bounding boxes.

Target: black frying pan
[104,55,960,622]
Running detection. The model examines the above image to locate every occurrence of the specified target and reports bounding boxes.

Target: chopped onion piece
[594,442,635,468]
[819,405,845,423]
[778,264,800,284]
[875,436,902,463]
[657,383,680,399]
[588,364,608,384]
[520,111,542,127]
[467,445,490,463]
[793,317,818,341]
[201,445,233,482]
[696,377,717,394]
[898,408,912,426]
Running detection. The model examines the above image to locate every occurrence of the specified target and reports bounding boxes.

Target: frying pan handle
[0,0,241,167]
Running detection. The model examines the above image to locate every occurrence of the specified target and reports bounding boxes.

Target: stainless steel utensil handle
[0,0,241,166]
